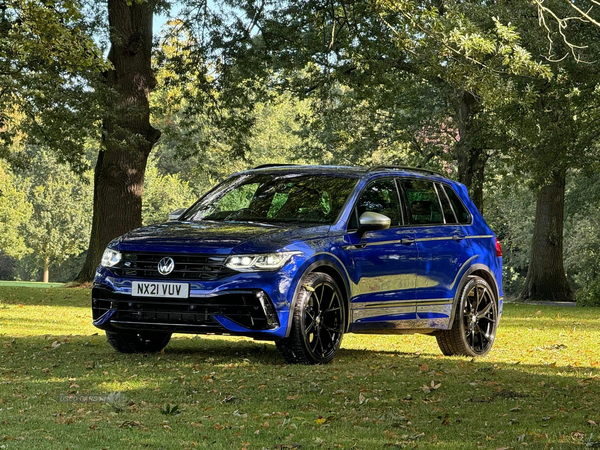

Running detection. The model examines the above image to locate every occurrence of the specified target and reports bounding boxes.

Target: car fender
[284,253,352,338]
[447,263,500,328]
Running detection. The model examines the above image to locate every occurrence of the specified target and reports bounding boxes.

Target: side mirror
[169,207,187,221]
[357,212,391,237]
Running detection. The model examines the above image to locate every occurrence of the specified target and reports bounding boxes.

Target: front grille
[111,252,233,280]
[92,287,279,331]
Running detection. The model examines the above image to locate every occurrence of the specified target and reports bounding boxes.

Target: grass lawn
[0,281,64,288]
[0,285,599,449]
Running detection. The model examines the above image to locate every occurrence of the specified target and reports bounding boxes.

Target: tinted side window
[401,179,444,225]
[437,183,458,224]
[350,179,402,228]
[443,185,471,224]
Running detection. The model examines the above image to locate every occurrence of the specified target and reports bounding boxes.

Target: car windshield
[181,173,358,224]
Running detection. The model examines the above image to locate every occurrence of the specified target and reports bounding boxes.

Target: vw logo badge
[157,257,175,275]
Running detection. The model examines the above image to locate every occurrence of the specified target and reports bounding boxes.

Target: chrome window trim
[438,182,459,224]
[441,183,473,226]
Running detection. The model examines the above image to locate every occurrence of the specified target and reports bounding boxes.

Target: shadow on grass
[3,333,598,372]
[1,334,598,449]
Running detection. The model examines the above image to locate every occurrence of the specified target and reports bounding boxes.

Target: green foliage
[151,37,316,193]
[0,149,97,282]
[484,172,536,296]
[15,151,92,280]
[0,161,32,258]
[0,0,107,171]
[142,158,196,225]
[565,172,600,306]
[577,278,600,307]
[1,0,599,298]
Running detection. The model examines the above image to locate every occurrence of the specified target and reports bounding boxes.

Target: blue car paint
[93,165,502,339]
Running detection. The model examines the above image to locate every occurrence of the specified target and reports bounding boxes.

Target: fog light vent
[255,291,279,329]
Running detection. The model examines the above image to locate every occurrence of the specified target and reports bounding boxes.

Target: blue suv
[92,165,503,364]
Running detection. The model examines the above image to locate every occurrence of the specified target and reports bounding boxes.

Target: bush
[576,275,600,306]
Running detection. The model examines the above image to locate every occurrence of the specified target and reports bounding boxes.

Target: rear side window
[443,185,471,224]
[401,179,444,225]
[437,183,458,224]
[350,179,402,229]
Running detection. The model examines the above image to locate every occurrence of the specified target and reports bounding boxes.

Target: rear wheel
[436,276,498,357]
[276,272,345,364]
[106,330,172,354]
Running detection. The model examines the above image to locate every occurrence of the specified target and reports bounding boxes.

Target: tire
[106,330,172,354]
[436,276,498,357]
[276,272,345,365]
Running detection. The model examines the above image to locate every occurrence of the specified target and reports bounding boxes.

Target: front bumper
[91,262,304,339]
[92,285,280,336]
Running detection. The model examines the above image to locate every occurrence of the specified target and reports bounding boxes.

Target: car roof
[239,164,450,181]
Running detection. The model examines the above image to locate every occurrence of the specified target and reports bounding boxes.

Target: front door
[399,179,473,329]
[345,178,419,332]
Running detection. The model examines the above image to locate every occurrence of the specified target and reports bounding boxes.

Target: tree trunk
[76,0,160,282]
[454,90,487,214]
[43,259,49,283]
[520,170,573,302]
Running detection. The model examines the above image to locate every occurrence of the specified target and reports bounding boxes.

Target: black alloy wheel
[276,272,345,364]
[436,276,498,357]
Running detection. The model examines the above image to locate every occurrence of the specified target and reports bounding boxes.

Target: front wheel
[106,330,172,354]
[276,272,345,364]
[436,276,498,357]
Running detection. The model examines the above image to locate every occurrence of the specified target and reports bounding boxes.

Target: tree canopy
[0,0,599,303]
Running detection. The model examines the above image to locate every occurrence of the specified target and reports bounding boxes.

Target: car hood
[115,220,330,254]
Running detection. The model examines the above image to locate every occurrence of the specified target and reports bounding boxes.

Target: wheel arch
[448,264,499,327]
[284,258,351,337]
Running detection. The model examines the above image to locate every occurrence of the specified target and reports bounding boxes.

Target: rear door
[345,178,418,332]
[398,179,472,329]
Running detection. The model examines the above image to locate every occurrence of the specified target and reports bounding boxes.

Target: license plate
[132,281,189,298]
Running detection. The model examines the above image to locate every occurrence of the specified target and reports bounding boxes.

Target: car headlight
[225,252,301,272]
[101,248,122,267]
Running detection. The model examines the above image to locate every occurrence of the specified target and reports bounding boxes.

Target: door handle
[400,238,415,245]
[452,234,465,241]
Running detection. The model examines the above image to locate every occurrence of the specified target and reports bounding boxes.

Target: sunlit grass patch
[0,286,599,449]
[0,280,65,288]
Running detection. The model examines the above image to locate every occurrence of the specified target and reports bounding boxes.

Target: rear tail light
[495,238,503,257]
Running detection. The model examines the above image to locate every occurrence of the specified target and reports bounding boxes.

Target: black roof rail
[368,165,448,178]
[252,163,299,170]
